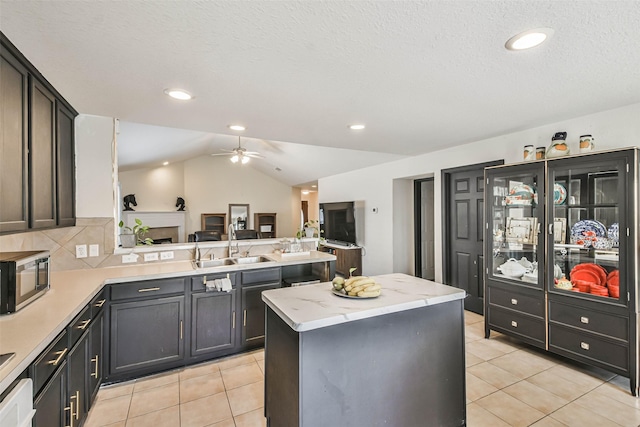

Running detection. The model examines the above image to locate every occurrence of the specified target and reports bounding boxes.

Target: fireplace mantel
[121,211,187,243]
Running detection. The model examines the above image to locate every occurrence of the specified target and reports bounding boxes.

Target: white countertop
[0,251,335,393]
[261,273,466,332]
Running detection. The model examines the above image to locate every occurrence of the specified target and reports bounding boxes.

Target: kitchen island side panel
[265,299,466,427]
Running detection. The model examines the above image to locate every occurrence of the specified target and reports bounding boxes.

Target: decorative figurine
[176,197,186,211]
[123,194,137,211]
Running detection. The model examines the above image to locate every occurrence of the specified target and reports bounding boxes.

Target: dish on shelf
[608,223,619,247]
[553,183,567,205]
[570,219,607,248]
[331,289,379,299]
[521,272,538,283]
[506,183,536,206]
[497,258,530,278]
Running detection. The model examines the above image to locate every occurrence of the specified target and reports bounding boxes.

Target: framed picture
[553,218,567,243]
[505,217,537,244]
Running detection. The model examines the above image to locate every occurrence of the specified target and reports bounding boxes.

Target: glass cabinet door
[486,164,545,289]
[547,153,628,304]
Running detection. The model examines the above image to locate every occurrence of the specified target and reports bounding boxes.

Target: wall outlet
[75,244,87,258]
[122,253,138,263]
[160,251,174,260]
[144,252,159,262]
[89,244,99,257]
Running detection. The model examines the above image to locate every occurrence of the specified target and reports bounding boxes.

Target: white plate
[331,289,379,299]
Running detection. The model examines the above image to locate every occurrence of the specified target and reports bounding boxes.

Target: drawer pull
[511,320,518,328]
[511,298,518,305]
[70,390,80,419]
[138,287,161,293]
[77,319,91,330]
[94,299,106,308]
[48,348,68,365]
[580,316,589,324]
[91,355,99,378]
[580,341,590,350]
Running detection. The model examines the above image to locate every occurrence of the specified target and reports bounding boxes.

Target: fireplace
[120,212,187,243]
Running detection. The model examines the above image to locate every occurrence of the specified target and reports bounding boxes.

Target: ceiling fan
[211,136,264,164]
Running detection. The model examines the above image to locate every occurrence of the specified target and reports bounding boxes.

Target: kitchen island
[262,273,467,427]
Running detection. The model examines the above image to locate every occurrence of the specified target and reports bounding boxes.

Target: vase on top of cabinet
[484,148,639,396]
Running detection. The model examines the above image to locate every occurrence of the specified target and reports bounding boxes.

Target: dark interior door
[443,161,502,314]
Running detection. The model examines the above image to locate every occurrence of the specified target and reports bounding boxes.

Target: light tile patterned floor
[85,311,639,426]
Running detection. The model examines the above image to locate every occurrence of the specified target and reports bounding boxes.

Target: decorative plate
[607,223,619,247]
[570,219,607,248]
[331,289,380,299]
[553,183,567,205]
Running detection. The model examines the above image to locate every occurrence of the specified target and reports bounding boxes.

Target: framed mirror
[229,204,250,230]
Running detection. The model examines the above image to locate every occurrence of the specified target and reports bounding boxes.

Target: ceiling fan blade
[210,153,231,157]
[246,153,264,159]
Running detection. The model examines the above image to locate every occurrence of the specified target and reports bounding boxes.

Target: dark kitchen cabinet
[0,43,29,233]
[0,32,77,234]
[33,361,67,427]
[67,331,89,427]
[191,289,238,357]
[88,290,106,406]
[484,148,639,395]
[241,268,282,348]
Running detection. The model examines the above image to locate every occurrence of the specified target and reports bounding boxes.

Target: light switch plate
[89,244,99,257]
[122,253,138,263]
[144,252,159,262]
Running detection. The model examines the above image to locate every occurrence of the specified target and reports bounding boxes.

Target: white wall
[119,162,185,211]
[319,103,640,279]
[183,155,297,236]
[75,114,115,218]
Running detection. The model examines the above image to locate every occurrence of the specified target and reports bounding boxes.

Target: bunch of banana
[341,275,382,297]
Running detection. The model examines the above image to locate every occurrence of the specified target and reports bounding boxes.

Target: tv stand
[319,243,362,277]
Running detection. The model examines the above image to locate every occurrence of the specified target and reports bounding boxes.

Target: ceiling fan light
[241,156,250,164]
[230,155,239,163]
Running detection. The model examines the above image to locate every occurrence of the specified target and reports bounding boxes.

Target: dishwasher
[0,378,35,427]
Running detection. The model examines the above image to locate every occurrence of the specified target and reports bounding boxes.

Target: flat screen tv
[319,201,357,246]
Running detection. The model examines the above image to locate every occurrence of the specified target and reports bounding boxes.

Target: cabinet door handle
[580,316,589,324]
[232,311,236,329]
[548,223,554,235]
[77,319,91,330]
[94,299,106,308]
[511,321,518,328]
[91,355,99,378]
[243,309,247,327]
[511,298,518,305]
[70,390,80,420]
[48,348,68,365]
[65,403,74,427]
[580,341,590,351]
[180,320,183,340]
[138,287,161,292]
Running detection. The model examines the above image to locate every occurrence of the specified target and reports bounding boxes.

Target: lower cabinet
[33,360,67,427]
[67,331,89,426]
[191,289,237,357]
[109,295,185,378]
[88,311,104,405]
[241,268,282,348]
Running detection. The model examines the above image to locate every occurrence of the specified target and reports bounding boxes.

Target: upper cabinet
[485,148,639,395]
[0,32,78,233]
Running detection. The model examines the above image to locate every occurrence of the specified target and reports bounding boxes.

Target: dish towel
[220,278,232,292]
[205,280,218,292]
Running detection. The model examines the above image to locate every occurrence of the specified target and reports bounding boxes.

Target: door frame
[414,177,434,279]
[441,160,503,286]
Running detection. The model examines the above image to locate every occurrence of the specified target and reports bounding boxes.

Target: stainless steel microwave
[0,251,50,314]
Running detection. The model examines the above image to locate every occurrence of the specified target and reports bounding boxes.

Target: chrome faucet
[228,223,239,257]
[194,241,201,262]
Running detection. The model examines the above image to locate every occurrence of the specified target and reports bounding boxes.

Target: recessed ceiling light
[162,161,169,166]
[349,124,365,130]
[228,125,246,131]
[302,190,310,195]
[163,88,193,100]
[505,28,554,51]
[311,185,317,188]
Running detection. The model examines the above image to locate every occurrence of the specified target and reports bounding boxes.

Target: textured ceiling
[2,1,640,185]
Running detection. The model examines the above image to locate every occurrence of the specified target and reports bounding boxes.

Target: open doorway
[414,178,435,280]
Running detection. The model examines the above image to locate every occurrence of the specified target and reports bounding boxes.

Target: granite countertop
[262,273,466,332]
[0,251,335,393]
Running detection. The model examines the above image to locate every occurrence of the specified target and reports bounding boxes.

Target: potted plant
[303,220,320,238]
[118,218,153,247]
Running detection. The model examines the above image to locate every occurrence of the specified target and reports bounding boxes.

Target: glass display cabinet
[484,148,638,396]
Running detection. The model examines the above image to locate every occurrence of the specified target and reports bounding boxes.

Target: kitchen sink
[194,258,236,268]
[233,255,273,264]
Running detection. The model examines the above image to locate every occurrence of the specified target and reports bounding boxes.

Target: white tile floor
[85,311,640,426]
